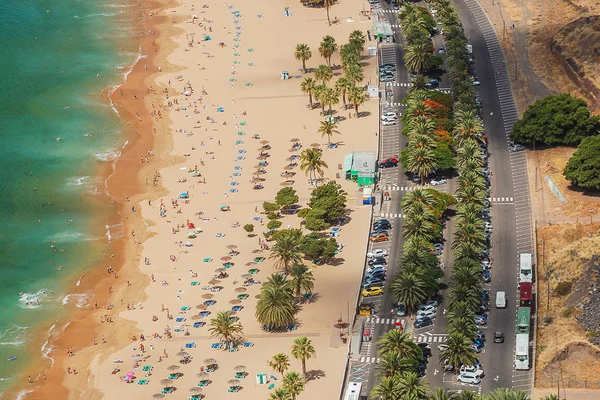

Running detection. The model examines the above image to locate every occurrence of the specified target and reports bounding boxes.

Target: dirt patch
[535,223,600,388]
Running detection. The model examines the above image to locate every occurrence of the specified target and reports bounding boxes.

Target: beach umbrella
[245,262,255,266]
[228,379,240,385]
[167,365,181,371]
[190,387,203,394]
[196,304,207,310]
[208,279,221,285]
[242,274,252,279]
[281,180,294,186]
[226,244,238,249]
[255,294,261,299]
[310,142,320,147]
[220,256,232,261]
[203,358,217,365]
[160,378,173,388]
[202,294,214,299]
[191,314,203,320]
[152,394,165,399]
[260,140,269,144]
[229,299,241,305]
[176,351,189,357]
[196,372,209,378]
[234,365,246,372]
[215,267,226,273]
[235,287,247,292]
[290,138,300,142]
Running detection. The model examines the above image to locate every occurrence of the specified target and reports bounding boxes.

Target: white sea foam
[0,325,28,347]
[15,389,34,400]
[18,289,52,309]
[105,222,125,242]
[95,150,120,162]
[50,231,99,243]
[61,293,92,308]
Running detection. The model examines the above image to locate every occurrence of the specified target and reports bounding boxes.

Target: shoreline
[7,0,178,398]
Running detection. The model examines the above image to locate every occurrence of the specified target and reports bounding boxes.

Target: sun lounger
[204,300,216,306]
[142,365,153,372]
[270,375,277,380]
[242,342,254,348]
[231,305,243,312]
[235,372,246,379]
[253,257,265,262]
[248,268,259,274]
[168,373,179,380]
[174,326,184,333]
[237,294,249,300]
[268,383,275,389]
[223,262,233,268]
[203,258,212,262]
[162,387,174,394]
[211,343,223,349]
[234,166,242,170]
[189,395,201,400]
[237,149,246,154]
[230,182,239,186]
[230,189,238,193]
[228,347,239,353]
[237,131,245,135]
[137,379,149,385]
[191,281,199,286]
[185,342,196,348]
[176,317,185,323]
[240,121,247,126]
[193,322,205,328]
[199,311,210,317]
[198,379,210,387]
[288,324,297,331]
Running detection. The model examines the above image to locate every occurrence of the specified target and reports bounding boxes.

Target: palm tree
[313,84,328,115]
[208,310,243,349]
[291,336,316,378]
[269,387,291,400]
[439,332,478,371]
[323,0,335,26]
[370,376,401,400]
[300,148,328,185]
[322,87,340,114]
[389,270,428,313]
[409,133,436,150]
[377,351,419,378]
[347,86,366,117]
[282,372,305,400]
[456,392,481,400]
[344,63,364,84]
[289,263,315,302]
[270,234,302,272]
[301,77,316,107]
[538,395,559,400]
[402,213,436,242]
[340,46,360,71]
[294,43,312,73]
[268,353,290,375]
[256,285,296,329]
[397,371,429,399]
[487,388,530,400]
[314,64,333,84]
[404,42,434,73]
[376,329,422,360]
[318,120,340,145]
[335,76,352,108]
[410,74,428,91]
[446,317,478,341]
[429,388,458,400]
[401,188,435,212]
[318,35,337,66]
[405,147,437,184]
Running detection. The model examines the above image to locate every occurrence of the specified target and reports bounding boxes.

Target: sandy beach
[17,0,379,399]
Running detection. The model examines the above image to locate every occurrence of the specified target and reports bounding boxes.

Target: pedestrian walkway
[365,317,404,325]
[414,334,447,343]
[491,197,514,203]
[359,356,381,363]
[386,82,413,87]
[374,9,398,13]
[377,212,404,219]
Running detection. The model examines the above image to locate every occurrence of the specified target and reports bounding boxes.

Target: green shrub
[554,281,572,297]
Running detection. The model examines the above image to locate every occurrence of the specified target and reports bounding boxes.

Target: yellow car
[362,286,383,297]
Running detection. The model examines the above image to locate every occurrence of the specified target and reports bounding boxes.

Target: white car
[460,365,485,377]
[416,309,436,319]
[437,344,448,352]
[510,144,526,151]
[430,179,446,186]
[432,243,444,251]
[380,112,398,120]
[367,249,388,258]
[457,373,481,385]
[380,75,395,82]
[418,304,436,313]
[382,119,397,126]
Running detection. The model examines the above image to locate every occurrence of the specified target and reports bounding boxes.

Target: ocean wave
[95,150,119,162]
[61,293,92,308]
[105,222,124,242]
[16,389,34,400]
[0,325,28,347]
[49,231,99,243]
[18,289,53,309]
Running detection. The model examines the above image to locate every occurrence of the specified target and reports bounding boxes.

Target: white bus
[519,253,533,283]
[344,382,363,400]
[515,333,530,370]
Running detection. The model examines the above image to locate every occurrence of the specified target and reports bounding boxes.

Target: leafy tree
[270,230,303,272]
[256,284,296,329]
[243,223,254,235]
[319,35,337,66]
[307,182,347,224]
[269,387,291,400]
[564,135,600,190]
[268,353,290,375]
[314,64,333,84]
[510,93,599,146]
[300,148,328,185]
[300,77,316,107]
[282,371,305,400]
[389,270,428,313]
[396,371,429,399]
[371,375,401,400]
[378,351,419,378]
[268,220,283,230]
[439,332,478,370]
[291,336,316,378]
[264,201,280,213]
[335,76,353,108]
[376,329,422,360]
[208,310,243,349]
[299,233,338,261]
[294,43,312,73]
[289,263,315,302]
[347,86,366,116]
[276,187,299,209]
[318,120,340,144]
[303,208,330,232]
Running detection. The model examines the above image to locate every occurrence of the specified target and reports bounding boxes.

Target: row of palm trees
[398,3,442,74]
[423,0,491,373]
[267,336,317,400]
[296,31,367,117]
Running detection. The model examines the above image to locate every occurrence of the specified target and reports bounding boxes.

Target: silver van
[496,291,506,308]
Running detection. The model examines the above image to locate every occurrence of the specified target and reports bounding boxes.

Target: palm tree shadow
[357,111,371,118]
[328,257,346,266]
[306,369,326,381]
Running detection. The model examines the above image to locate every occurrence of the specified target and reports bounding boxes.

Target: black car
[494,332,505,343]
[418,343,432,358]
[413,317,433,328]
[373,221,392,230]
[379,159,398,169]
[368,257,387,266]
[415,362,427,377]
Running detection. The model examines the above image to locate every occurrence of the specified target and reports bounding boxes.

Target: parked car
[438,47,445,54]
[367,249,388,259]
[367,265,386,275]
[457,373,482,385]
[418,343,432,358]
[460,365,484,377]
[381,112,399,120]
[474,315,487,326]
[482,270,491,283]
[421,300,439,308]
[510,144,526,152]
[494,332,505,343]
[476,331,486,342]
[382,118,397,126]
[379,159,397,168]
[430,179,446,186]
[413,317,433,328]
[469,344,484,353]
[361,286,383,297]
[365,272,386,282]
[368,257,387,266]
[373,220,392,230]
[380,75,395,82]
[418,304,437,313]
[396,302,407,317]
[362,277,385,288]
[416,309,436,319]
[379,64,397,71]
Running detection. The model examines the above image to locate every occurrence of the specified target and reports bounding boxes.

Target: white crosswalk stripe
[378,213,405,219]
[415,334,447,343]
[359,356,381,363]
[491,197,514,203]
[365,317,404,325]
[374,9,397,13]
[385,82,413,87]
[385,102,404,107]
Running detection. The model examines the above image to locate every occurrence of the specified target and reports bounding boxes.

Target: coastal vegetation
[563,135,600,189]
[291,336,316,377]
[208,310,244,349]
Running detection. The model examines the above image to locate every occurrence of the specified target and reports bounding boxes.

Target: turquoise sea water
[0,1,136,393]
